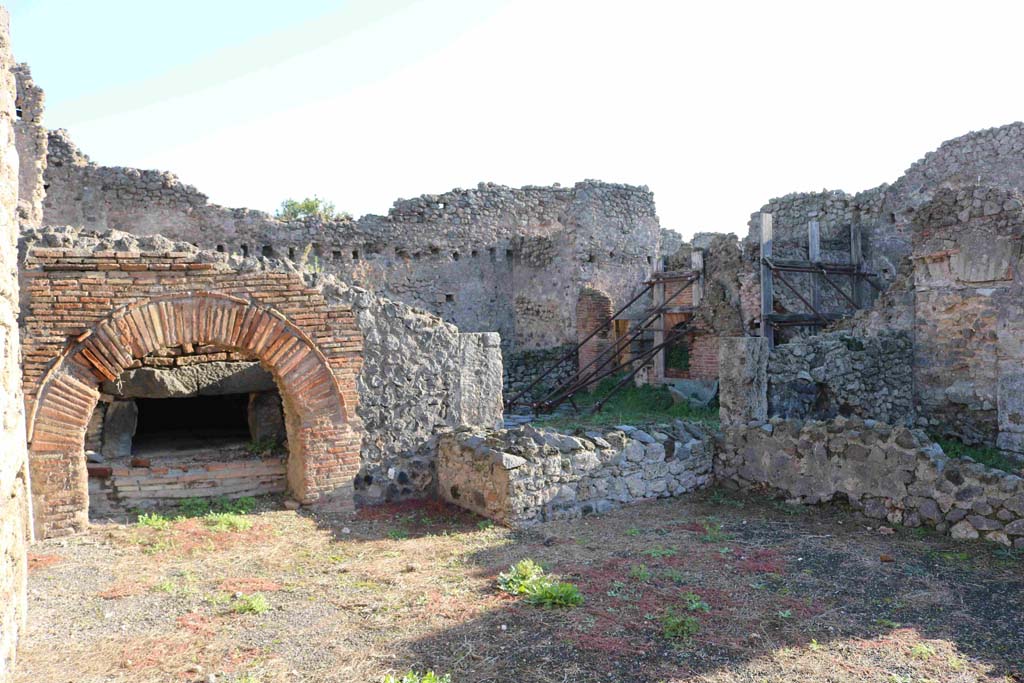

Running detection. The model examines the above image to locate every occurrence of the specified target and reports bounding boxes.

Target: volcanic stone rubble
[437,422,713,526]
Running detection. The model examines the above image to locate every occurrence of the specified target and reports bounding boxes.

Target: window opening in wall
[452,251,460,261]
[647,255,653,264]
[216,245,225,253]
[609,251,615,258]
[437,202,445,210]
[664,326,691,378]
[471,250,479,258]
[15,106,22,119]
[430,246,440,255]
[132,394,250,456]
[262,245,274,257]
[506,249,514,260]
[288,247,296,259]
[445,294,454,302]
[352,250,360,261]
[241,244,249,257]
[332,250,342,261]
[488,247,496,262]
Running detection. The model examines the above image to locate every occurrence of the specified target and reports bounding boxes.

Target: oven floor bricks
[21,246,364,537]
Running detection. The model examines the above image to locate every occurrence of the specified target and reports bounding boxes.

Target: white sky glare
[7,0,1024,238]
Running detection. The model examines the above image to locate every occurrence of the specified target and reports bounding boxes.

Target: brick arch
[28,291,358,537]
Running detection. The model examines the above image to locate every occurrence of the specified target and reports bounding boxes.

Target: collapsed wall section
[0,9,30,680]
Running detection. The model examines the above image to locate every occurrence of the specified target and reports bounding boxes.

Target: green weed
[660,607,700,640]
[682,592,710,613]
[232,593,271,615]
[137,512,172,530]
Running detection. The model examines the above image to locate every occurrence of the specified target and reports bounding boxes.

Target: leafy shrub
[232,593,270,615]
[137,513,171,530]
[497,559,582,608]
[382,672,452,683]
[524,580,584,608]
[276,196,350,222]
[660,607,700,640]
[497,559,546,596]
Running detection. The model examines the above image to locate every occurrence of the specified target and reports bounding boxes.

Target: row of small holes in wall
[583,252,655,265]
[214,244,516,263]
[215,244,362,261]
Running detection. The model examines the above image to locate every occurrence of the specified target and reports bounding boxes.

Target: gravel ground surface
[13,490,1024,682]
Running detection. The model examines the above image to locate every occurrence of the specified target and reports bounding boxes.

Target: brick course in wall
[20,240,363,538]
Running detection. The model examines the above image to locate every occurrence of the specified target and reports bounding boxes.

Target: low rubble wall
[437,421,713,526]
[717,416,1024,548]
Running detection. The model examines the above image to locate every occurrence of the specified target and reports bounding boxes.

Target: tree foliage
[275,196,350,222]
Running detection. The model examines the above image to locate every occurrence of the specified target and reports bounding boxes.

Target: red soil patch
[27,553,61,572]
[176,612,220,636]
[217,577,282,593]
[98,581,150,599]
[735,548,786,574]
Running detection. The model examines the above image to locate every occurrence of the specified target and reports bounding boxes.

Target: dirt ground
[14,490,1024,683]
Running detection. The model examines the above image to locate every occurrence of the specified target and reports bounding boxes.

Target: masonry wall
[910,185,1024,451]
[0,9,30,680]
[11,64,43,228]
[717,417,1024,548]
[767,330,914,425]
[438,421,713,526]
[317,276,503,504]
[21,228,503,521]
[19,228,363,536]
[41,130,663,356]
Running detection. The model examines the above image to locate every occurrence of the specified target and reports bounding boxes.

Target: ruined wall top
[887,122,1024,224]
[12,63,42,124]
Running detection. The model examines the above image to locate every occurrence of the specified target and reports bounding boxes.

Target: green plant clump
[933,436,1020,474]
[276,196,350,222]
[137,512,172,530]
[232,593,271,615]
[660,607,700,640]
[497,559,583,608]
[497,559,547,595]
[524,581,584,608]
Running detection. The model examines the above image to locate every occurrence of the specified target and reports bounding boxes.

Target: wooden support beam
[759,213,774,348]
[691,249,704,307]
[808,220,822,315]
[850,219,864,308]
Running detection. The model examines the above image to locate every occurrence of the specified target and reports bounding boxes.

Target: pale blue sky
[7,0,1024,236]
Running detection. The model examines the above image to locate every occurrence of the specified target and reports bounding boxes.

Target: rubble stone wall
[0,9,30,679]
[437,422,713,526]
[767,330,914,425]
[910,186,1024,450]
[717,417,1024,548]
[318,276,502,504]
[11,64,44,228]
[41,131,662,354]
